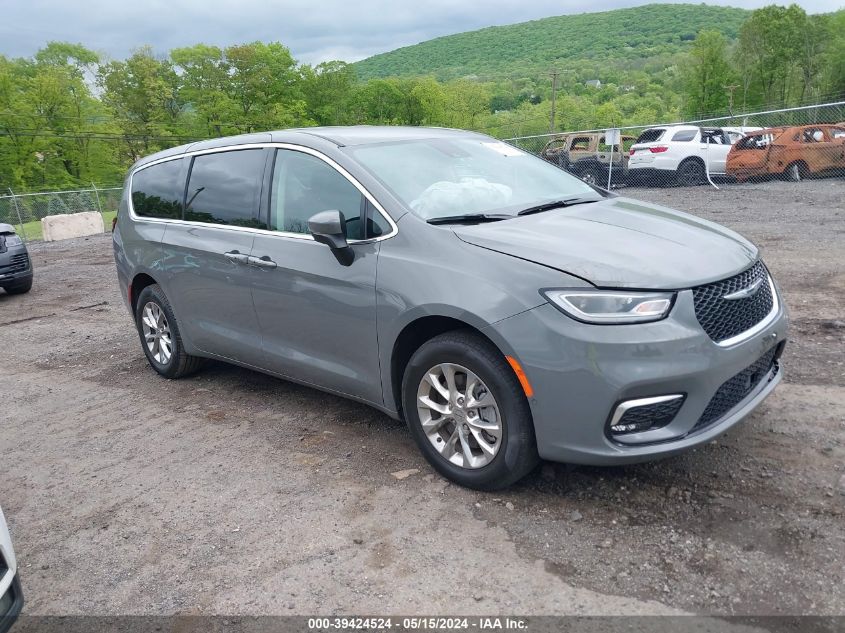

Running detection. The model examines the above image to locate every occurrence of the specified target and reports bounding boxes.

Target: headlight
[4,234,22,247]
[542,289,675,324]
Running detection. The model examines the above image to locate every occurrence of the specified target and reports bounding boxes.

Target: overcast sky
[2,0,842,65]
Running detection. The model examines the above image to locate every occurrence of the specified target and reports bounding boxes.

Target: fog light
[609,394,685,436]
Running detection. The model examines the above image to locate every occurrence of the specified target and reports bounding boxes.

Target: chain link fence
[3,102,845,240]
[0,186,122,240]
[505,101,845,191]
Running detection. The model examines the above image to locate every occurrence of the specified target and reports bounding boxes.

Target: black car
[0,224,32,295]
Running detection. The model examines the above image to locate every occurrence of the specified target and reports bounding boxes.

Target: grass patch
[14,210,116,242]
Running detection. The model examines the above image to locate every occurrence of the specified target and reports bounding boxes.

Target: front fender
[375,219,589,414]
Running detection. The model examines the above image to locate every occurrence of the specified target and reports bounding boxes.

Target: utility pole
[549,69,560,134]
[723,84,740,117]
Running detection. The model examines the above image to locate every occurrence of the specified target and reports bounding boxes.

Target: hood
[453,197,758,289]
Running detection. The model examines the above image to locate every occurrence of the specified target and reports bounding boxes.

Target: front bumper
[488,288,788,465]
[0,245,32,287]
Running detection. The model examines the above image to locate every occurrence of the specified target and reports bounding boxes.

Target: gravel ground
[1,179,843,619]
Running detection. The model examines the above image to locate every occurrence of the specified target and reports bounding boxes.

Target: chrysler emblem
[723,278,764,301]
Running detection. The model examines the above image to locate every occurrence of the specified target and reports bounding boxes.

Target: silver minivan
[113,126,788,489]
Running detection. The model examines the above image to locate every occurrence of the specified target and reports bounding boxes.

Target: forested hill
[354,4,750,80]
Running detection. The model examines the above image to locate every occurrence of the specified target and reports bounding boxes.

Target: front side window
[184,149,267,228]
[271,150,373,239]
[598,136,635,153]
[570,137,592,151]
[131,159,184,219]
[347,138,598,221]
[701,129,727,144]
[801,128,825,143]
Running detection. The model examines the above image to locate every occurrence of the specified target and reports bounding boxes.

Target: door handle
[248,255,277,269]
[224,250,249,264]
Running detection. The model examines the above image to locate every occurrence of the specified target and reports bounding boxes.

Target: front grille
[693,346,778,433]
[693,260,773,343]
[0,253,29,274]
[610,397,685,436]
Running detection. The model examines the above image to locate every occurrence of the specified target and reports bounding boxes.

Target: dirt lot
[1,180,843,619]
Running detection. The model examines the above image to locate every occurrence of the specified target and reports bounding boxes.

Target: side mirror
[308,210,354,266]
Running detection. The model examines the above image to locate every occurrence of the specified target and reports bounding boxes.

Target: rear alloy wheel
[402,331,539,490]
[135,284,204,379]
[141,302,173,366]
[676,159,706,186]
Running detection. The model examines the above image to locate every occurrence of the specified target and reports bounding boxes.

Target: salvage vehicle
[114,127,788,489]
[540,132,634,186]
[0,225,32,295]
[628,125,739,185]
[0,505,23,633]
[727,125,845,182]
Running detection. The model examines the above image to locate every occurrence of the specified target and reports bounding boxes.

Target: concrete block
[41,211,104,242]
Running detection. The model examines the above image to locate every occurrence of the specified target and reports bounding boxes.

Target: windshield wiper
[427,213,512,225]
[517,197,600,216]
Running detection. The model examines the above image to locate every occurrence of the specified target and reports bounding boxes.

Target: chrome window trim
[714,274,780,348]
[126,142,399,244]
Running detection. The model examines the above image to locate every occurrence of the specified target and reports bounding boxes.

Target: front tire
[401,331,539,490]
[3,277,33,294]
[135,284,204,379]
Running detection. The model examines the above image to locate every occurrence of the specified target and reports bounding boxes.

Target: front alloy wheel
[402,330,539,490]
[416,363,502,469]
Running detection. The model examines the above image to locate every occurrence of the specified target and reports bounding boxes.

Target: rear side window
[636,128,665,143]
[184,149,267,228]
[131,159,185,219]
[671,129,697,142]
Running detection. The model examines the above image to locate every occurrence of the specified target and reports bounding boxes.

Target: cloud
[1,0,841,65]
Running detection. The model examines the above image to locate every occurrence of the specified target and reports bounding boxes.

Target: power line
[0,129,201,142]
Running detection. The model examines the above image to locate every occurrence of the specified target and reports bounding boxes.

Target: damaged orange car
[727,124,845,182]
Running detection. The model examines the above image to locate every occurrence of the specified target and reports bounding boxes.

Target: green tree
[301,61,356,125]
[98,47,183,161]
[682,31,735,117]
[735,4,810,108]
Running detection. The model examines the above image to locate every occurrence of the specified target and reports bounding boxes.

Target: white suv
[629,125,740,186]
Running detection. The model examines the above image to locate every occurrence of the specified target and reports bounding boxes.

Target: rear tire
[135,284,204,379]
[676,159,706,186]
[401,330,539,490]
[3,277,32,294]
[783,161,808,182]
[579,167,602,186]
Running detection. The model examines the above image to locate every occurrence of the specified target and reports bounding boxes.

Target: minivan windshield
[347,138,599,220]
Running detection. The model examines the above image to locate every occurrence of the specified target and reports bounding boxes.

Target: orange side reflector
[505,355,534,398]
